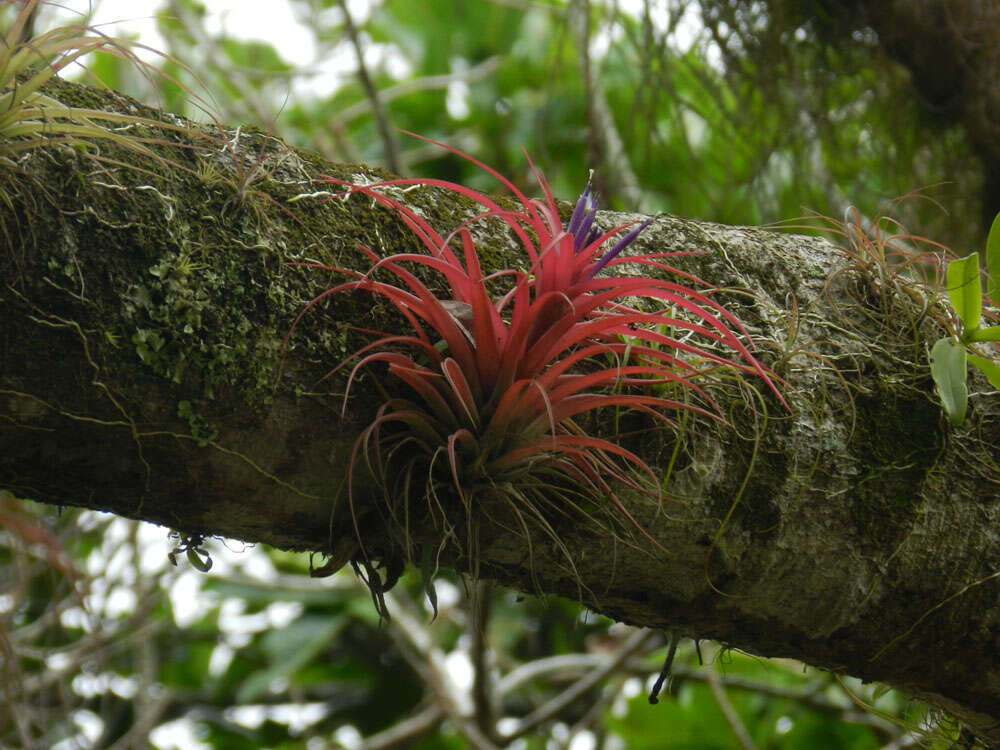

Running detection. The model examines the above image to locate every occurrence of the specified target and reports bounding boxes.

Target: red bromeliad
[288,135,784,559]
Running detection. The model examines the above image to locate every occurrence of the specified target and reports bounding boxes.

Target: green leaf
[968,326,1000,342]
[236,615,346,702]
[946,252,982,337]
[930,338,968,425]
[968,353,1000,389]
[219,39,292,74]
[871,683,892,701]
[986,211,1000,300]
[186,547,213,572]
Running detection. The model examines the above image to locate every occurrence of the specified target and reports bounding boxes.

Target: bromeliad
[287,135,784,562]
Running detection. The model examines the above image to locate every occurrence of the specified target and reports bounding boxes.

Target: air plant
[773,197,999,426]
[0,0,226,252]
[2,1,163,161]
[288,135,784,572]
[0,0,219,196]
[196,124,303,224]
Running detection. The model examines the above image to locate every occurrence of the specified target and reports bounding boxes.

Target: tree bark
[3,78,1000,743]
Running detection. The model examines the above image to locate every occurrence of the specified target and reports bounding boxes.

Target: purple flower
[567,173,601,252]
[588,216,655,279]
[567,172,655,278]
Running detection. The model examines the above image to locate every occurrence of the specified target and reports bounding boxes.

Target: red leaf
[441,357,480,429]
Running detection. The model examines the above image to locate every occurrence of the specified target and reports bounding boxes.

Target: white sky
[43,0,382,101]
[51,0,313,59]
[42,0,706,104]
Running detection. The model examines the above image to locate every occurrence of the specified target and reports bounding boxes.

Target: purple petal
[573,195,599,252]
[583,224,602,249]
[568,172,602,253]
[587,217,655,278]
[567,179,593,237]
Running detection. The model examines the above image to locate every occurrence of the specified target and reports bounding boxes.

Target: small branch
[337,0,401,175]
[105,688,174,750]
[360,704,445,750]
[335,57,501,125]
[575,0,600,177]
[498,651,898,741]
[705,657,758,750]
[567,671,627,738]
[384,591,499,750]
[164,0,277,126]
[571,0,644,210]
[499,628,656,742]
[470,581,497,741]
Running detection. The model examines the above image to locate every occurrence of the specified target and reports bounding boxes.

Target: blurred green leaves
[235,615,347,702]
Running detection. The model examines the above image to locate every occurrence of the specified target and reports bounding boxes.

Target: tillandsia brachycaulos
[287,134,786,572]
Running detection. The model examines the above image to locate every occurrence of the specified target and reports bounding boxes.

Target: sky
[50,0,351,58]
[43,0,383,103]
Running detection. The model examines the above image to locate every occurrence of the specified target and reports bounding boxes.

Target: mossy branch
[3,77,1000,744]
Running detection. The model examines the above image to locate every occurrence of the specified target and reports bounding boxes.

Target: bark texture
[3,79,1000,743]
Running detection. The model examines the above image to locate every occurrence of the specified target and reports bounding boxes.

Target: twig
[705,655,758,750]
[384,590,499,750]
[360,704,445,750]
[317,55,500,165]
[499,628,656,742]
[337,0,401,175]
[106,688,174,750]
[575,0,600,178]
[571,0,644,210]
[648,630,680,703]
[470,581,497,741]
[498,651,898,741]
[164,0,276,126]
[335,57,501,125]
[567,669,627,739]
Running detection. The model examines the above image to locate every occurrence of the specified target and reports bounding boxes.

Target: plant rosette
[286,135,785,574]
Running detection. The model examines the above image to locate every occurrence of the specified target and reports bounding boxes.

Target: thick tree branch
[3,78,1000,743]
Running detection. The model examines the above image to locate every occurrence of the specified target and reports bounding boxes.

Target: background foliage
[1,0,987,747]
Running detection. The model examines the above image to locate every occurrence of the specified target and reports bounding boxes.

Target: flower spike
[568,171,600,252]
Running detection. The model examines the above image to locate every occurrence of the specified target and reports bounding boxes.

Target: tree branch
[3,77,1000,744]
